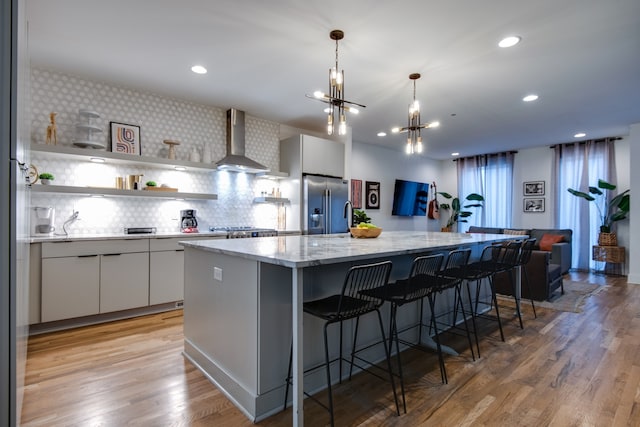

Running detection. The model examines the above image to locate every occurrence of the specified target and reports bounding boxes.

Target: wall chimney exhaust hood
[216,109,269,173]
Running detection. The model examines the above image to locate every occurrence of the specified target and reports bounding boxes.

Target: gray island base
[180,231,517,426]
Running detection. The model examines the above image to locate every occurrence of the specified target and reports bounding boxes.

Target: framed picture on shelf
[110,122,141,155]
[365,181,380,209]
[351,179,362,209]
[523,180,545,196]
[523,198,545,212]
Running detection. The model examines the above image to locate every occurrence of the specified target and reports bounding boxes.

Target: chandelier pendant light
[392,73,439,154]
[307,29,366,136]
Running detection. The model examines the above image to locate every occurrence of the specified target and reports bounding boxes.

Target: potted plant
[353,209,371,225]
[39,172,54,185]
[437,192,485,231]
[145,180,157,187]
[568,179,630,245]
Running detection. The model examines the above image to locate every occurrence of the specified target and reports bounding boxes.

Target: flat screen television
[392,179,430,216]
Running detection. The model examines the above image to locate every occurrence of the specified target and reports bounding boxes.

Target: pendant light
[391,73,439,154]
[307,30,366,136]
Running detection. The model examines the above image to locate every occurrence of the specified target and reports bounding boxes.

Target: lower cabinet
[40,239,149,322]
[100,252,150,313]
[36,235,225,324]
[149,250,184,305]
[42,255,100,322]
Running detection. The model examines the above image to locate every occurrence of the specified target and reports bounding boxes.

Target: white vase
[189,147,201,162]
[40,179,51,185]
[202,144,212,163]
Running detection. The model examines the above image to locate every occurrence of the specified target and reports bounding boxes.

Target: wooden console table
[592,245,625,275]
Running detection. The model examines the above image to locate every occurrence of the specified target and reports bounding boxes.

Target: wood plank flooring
[21,272,638,426]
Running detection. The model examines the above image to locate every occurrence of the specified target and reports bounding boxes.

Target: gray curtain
[457,152,514,232]
[553,138,616,270]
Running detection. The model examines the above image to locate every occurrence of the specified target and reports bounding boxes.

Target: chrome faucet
[343,200,353,227]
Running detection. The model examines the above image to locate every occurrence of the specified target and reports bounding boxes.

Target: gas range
[209,226,278,239]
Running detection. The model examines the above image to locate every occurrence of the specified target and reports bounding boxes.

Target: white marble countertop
[180,231,515,268]
[30,230,229,243]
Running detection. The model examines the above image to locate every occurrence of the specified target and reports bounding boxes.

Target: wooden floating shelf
[31,184,217,200]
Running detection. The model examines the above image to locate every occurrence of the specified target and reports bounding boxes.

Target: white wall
[351,141,443,231]
[512,146,555,229]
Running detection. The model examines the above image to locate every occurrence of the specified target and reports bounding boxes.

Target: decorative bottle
[202,144,212,163]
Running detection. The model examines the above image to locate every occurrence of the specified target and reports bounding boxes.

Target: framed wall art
[351,179,362,209]
[365,181,380,209]
[110,122,141,155]
[523,198,545,212]
[523,180,545,196]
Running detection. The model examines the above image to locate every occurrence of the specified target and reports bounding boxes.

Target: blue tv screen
[392,179,430,216]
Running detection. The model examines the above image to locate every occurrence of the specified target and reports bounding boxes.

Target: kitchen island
[180,231,516,426]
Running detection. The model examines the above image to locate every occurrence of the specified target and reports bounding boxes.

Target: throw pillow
[503,229,528,235]
[539,233,564,251]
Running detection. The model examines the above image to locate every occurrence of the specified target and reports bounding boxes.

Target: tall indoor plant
[437,192,484,231]
[567,178,630,245]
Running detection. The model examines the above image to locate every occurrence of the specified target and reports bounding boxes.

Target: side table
[592,245,625,275]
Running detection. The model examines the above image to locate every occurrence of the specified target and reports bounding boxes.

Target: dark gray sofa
[467,226,572,301]
[467,226,572,274]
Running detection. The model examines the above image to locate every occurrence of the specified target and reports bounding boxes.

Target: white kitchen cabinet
[149,238,185,305]
[41,255,100,322]
[280,134,345,178]
[40,239,149,322]
[100,252,150,313]
[149,251,184,304]
[34,236,227,326]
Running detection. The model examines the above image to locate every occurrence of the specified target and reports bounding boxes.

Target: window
[554,139,615,270]
[457,152,514,232]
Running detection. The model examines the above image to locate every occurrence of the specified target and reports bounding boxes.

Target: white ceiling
[26,0,640,159]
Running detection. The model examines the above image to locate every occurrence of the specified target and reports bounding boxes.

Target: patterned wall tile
[30,68,282,234]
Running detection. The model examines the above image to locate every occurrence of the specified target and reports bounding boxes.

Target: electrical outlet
[214,267,222,281]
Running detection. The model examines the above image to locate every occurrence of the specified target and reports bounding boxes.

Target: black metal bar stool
[283,260,400,427]
[360,251,474,411]
[359,253,444,412]
[429,249,476,363]
[472,241,524,337]
[516,238,538,318]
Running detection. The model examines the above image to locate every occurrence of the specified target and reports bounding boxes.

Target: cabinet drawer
[150,237,186,251]
[42,239,149,258]
[150,236,227,251]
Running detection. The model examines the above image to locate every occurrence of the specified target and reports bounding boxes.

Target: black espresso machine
[180,209,199,233]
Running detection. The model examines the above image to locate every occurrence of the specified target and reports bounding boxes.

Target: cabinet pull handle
[175,249,184,252]
[77,254,98,258]
[103,253,122,256]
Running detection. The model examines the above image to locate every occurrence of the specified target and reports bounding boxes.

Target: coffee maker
[31,206,55,236]
[180,209,198,233]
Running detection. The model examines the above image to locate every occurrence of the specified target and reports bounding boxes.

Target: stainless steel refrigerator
[303,175,349,234]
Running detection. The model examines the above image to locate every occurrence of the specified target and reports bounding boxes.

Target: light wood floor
[21,272,638,426]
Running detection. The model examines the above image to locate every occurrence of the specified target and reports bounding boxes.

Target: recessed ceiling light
[191,65,207,74]
[377,132,387,137]
[429,121,440,128]
[522,94,539,102]
[499,36,521,48]
[451,152,460,156]
[391,127,400,133]
[574,132,586,138]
